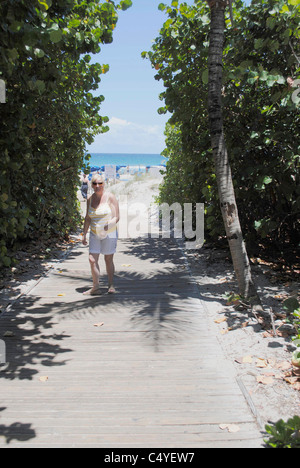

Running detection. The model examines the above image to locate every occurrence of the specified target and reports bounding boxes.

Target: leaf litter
[219,424,240,433]
[184,242,300,425]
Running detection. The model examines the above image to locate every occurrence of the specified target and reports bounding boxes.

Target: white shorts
[89,232,118,255]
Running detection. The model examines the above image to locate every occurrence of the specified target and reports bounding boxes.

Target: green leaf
[263,176,272,185]
[247,71,259,85]
[254,38,264,50]
[8,48,19,61]
[269,40,279,53]
[2,256,11,267]
[202,69,208,84]
[69,19,81,28]
[259,70,269,81]
[9,21,24,33]
[36,80,45,94]
[49,29,63,43]
[292,350,300,366]
[38,0,52,11]
[34,48,45,58]
[101,64,110,74]
[280,4,290,13]
[283,297,300,314]
[266,17,276,30]
[119,0,132,11]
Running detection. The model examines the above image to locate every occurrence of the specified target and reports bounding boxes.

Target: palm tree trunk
[207,0,258,300]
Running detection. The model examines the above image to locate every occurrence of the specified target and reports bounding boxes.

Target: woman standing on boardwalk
[82,174,120,295]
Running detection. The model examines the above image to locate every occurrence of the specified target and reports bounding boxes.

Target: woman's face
[92,177,104,194]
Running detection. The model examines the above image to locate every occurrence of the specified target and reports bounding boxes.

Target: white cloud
[108,117,162,137]
[109,117,130,127]
[88,116,166,154]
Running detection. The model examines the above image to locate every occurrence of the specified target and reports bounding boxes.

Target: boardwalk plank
[0,238,263,448]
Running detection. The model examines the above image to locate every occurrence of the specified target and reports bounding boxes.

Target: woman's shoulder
[87,194,93,205]
[106,191,118,202]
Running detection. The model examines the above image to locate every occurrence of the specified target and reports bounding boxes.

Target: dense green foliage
[283,296,300,366]
[265,416,300,448]
[144,0,300,254]
[0,0,132,268]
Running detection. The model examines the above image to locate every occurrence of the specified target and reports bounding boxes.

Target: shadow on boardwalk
[0,238,263,447]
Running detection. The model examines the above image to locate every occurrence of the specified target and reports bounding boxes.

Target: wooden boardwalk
[0,237,263,448]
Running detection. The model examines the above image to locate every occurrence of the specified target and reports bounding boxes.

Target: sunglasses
[93,182,104,186]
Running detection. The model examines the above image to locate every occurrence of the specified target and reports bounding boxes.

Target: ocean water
[87,153,166,167]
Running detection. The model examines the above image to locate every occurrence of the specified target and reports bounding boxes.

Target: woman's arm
[82,196,91,245]
[105,193,120,231]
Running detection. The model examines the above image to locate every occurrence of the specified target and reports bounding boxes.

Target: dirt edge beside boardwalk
[184,244,299,429]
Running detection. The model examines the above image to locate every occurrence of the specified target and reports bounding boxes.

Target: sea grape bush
[0,0,132,268]
[144,0,300,254]
[265,416,300,448]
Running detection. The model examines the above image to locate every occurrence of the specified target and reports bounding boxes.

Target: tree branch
[289,40,300,66]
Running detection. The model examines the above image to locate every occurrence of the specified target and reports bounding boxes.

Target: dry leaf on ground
[243,355,253,364]
[214,317,227,324]
[94,322,104,328]
[283,368,300,390]
[276,361,292,371]
[235,355,253,365]
[262,371,275,377]
[256,358,268,368]
[241,321,249,328]
[284,375,298,385]
[219,424,240,433]
[256,375,274,385]
[39,376,48,382]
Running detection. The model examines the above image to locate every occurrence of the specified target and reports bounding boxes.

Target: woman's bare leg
[105,254,115,293]
[84,253,101,294]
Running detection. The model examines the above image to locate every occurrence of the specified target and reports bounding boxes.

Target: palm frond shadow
[0,421,36,445]
[0,237,201,377]
[120,237,188,265]
[0,404,36,445]
[0,237,202,445]
[56,267,201,352]
[0,299,73,381]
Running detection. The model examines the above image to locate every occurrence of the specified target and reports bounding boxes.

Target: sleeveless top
[89,196,117,239]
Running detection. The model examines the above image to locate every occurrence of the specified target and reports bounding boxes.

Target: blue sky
[88,0,251,155]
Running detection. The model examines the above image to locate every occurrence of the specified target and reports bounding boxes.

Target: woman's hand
[82,234,88,246]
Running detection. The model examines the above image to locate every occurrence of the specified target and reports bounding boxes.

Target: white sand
[109,172,163,205]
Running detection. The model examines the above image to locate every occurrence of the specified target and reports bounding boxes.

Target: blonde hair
[91,174,105,185]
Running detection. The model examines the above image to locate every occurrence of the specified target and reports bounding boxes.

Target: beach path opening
[0,237,263,448]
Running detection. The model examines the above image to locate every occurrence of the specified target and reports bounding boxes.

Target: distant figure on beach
[82,174,120,295]
[81,174,89,201]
